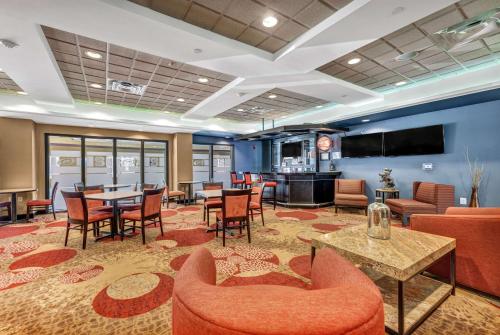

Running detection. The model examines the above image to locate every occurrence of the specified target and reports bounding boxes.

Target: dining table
[0,187,37,225]
[178,180,202,204]
[103,184,131,192]
[85,190,142,240]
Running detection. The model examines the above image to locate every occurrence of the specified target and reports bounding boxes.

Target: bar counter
[260,171,341,207]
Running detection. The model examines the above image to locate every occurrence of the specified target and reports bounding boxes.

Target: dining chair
[243,171,253,189]
[249,184,265,225]
[83,185,113,212]
[74,182,85,191]
[120,188,164,244]
[142,183,157,190]
[26,182,59,221]
[61,190,113,249]
[162,185,186,208]
[230,171,244,189]
[259,174,277,210]
[202,181,223,226]
[215,189,251,247]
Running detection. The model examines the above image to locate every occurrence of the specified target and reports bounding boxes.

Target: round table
[375,188,400,202]
[178,181,202,204]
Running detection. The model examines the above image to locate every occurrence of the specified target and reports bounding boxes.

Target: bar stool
[259,174,277,210]
[243,172,253,189]
[230,171,244,189]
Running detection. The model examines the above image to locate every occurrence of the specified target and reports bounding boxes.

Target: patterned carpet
[0,204,498,335]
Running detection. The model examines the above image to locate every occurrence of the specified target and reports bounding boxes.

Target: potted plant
[465,147,484,207]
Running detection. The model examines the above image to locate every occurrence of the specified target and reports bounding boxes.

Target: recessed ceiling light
[164,111,170,114]
[0,68,3,72]
[17,91,27,95]
[94,101,102,105]
[262,16,278,28]
[197,77,209,83]
[395,81,407,86]
[177,98,185,102]
[347,57,361,65]
[90,83,102,89]
[85,51,102,59]
[268,94,277,99]
[362,119,370,122]
[315,105,323,108]
[193,48,202,54]
[237,108,244,112]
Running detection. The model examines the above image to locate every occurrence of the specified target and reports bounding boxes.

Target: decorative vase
[469,187,479,207]
[367,197,391,240]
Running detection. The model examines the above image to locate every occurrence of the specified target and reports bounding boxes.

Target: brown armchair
[386,181,454,224]
[334,179,368,215]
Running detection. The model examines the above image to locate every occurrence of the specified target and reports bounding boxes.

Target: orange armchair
[334,179,369,215]
[411,207,500,297]
[173,247,384,335]
[386,181,454,223]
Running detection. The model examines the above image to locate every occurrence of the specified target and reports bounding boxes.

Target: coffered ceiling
[42,26,235,113]
[129,0,353,53]
[219,88,328,121]
[0,71,22,92]
[318,0,500,92]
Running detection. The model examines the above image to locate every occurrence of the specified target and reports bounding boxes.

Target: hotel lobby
[0,1,499,334]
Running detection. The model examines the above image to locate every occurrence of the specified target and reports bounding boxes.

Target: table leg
[398,280,404,335]
[188,184,192,205]
[311,246,316,265]
[450,249,456,296]
[112,201,118,237]
[11,192,17,223]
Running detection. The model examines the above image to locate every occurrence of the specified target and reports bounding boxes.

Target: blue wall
[333,99,500,206]
[192,135,262,173]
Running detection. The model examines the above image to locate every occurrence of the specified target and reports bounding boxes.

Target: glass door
[192,144,210,193]
[116,140,141,190]
[212,145,233,188]
[47,135,82,210]
[144,141,167,187]
[85,138,113,187]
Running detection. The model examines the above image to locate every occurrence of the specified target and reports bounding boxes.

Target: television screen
[341,133,383,158]
[281,142,302,158]
[384,125,444,156]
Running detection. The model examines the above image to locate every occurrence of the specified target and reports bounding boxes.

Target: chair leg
[159,217,164,237]
[64,222,70,246]
[26,206,31,221]
[120,219,124,241]
[365,207,368,216]
[335,206,338,214]
[203,205,206,221]
[166,197,169,209]
[246,219,251,243]
[141,220,146,244]
[250,209,254,221]
[207,208,210,226]
[222,222,226,247]
[261,209,265,226]
[52,205,56,220]
[82,223,88,250]
[273,186,276,210]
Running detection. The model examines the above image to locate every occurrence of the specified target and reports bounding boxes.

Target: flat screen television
[281,142,302,158]
[341,133,383,158]
[384,125,444,156]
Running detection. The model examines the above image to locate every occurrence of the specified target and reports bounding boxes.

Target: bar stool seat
[259,174,276,210]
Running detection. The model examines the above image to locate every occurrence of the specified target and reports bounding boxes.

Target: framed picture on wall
[93,156,107,168]
[320,152,330,161]
[58,157,77,167]
[193,159,206,166]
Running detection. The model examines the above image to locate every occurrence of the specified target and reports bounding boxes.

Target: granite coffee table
[311,225,456,335]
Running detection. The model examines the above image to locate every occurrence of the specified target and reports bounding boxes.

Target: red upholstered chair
[249,185,265,225]
[259,173,277,210]
[215,189,251,247]
[83,186,113,213]
[334,179,369,215]
[202,182,223,226]
[243,171,253,189]
[386,181,454,223]
[172,247,385,335]
[120,188,164,244]
[61,190,113,249]
[411,207,500,297]
[230,171,244,189]
[26,182,59,221]
[163,185,186,208]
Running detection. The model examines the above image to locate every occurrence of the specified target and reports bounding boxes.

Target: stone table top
[85,191,143,201]
[312,225,455,281]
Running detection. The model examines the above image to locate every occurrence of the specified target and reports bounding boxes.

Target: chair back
[230,171,239,183]
[142,188,164,218]
[142,183,157,191]
[244,172,252,184]
[50,182,59,204]
[251,185,264,205]
[222,189,251,221]
[74,182,85,191]
[258,174,264,183]
[203,182,223,190]
[62,190,88,222]
[335,179,365,195]
[83,185,105,209]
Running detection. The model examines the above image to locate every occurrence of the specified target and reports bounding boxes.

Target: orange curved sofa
[411,207,500,297]
[172,247,384,335]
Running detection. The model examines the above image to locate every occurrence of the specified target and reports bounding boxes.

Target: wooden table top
[376,188,400,192]
[312,225,455,281]
[103,184,131,189]
[0,188,37,194]
[196,189,257,198]
[178,181,202,184]
[85,191,142,201]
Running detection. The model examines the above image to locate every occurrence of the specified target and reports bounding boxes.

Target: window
[144,141,167,186]
[192,144,234,190]
[116,139,141,190]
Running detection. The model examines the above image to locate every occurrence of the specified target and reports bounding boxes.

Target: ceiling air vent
[107,79,146,95]
[431,8,500,51]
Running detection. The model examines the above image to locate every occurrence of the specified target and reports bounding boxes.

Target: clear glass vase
[367,197,391,240]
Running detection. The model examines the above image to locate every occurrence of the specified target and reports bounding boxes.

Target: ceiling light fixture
[0,39,19,49]
[90,83,102,89]
[262,16,278,28]
[237,108,244,112]
[0,68,3,72]
[268,94,277,99]
[197,77,208,83]
[347,57,361,65]
[177,98,185,102]
[85,50,102,59]
[315,105,323,108]
[362,119,370,122]
[164,111,170,114]
[94,101,102,105]
[394,81,407,86]
[17,91,27,95]
[395,51,419,61]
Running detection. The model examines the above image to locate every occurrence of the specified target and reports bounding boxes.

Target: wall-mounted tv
[281,142,302,158]
[384,125,444,156]
[341,133,383,158]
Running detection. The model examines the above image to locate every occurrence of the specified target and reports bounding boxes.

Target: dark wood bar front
[261,172,341,207]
